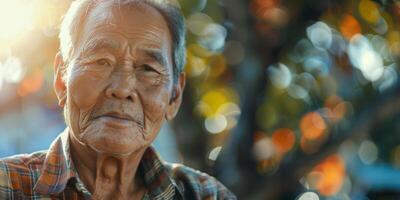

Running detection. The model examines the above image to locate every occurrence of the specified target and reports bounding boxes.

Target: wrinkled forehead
[76,1,172,54]
[85,1,166,28]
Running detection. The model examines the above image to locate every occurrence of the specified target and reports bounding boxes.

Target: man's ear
[166,72,186,120]
[54,52,67,107]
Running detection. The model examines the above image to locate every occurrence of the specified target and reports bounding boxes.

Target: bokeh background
[0,0,399,199]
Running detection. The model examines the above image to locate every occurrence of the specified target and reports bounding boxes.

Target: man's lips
[92,111,143,129]
[93,112,141,128]
[100,112,134,121]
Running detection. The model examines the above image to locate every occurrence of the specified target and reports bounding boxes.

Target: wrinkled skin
[53,2,185,199]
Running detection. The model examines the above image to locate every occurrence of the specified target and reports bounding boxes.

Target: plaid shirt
[0,129,236,200]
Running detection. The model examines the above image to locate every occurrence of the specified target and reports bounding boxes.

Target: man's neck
[68,133,147,199]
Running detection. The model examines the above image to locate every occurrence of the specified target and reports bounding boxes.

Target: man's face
[55,2,183,155]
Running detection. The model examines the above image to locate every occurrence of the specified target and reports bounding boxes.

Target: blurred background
[0,0,399,199]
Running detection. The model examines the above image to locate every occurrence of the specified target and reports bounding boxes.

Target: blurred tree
[0,0,399,199]
[172,0,400,199]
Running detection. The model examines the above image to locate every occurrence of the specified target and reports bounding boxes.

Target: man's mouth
[101,112,134,121]
[94,112,140,128]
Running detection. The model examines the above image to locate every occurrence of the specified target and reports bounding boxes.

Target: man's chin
[79,128,146,156]
[87,138,145,156]
[88,142,140,156]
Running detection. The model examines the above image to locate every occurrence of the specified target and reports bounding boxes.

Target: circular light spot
[287,84,309,100]
[271,128,295,153]
[217,103,241,130]
[307,21,332,50]
[205,114,228,134]
[300,112,327,140]
[359,0,381,24]
[312,155,346,196]
[187,12,213,35]
[298,192,319,200]
[253,137,276,161]
[300,112,326,140]
[186,52,208,77]
[348,34,384,82]
[268,63,292,89]
[198,23,227,51]
[358,140,378,164]
[208,146,222,161]
[1,56,26,83]
[339,14,361,40]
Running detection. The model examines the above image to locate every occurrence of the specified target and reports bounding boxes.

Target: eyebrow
[81,39,168,66]
[143,49,168,67]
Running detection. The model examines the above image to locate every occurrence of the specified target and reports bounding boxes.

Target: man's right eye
[96,59,110,66]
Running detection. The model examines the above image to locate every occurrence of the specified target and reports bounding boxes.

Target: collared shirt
[0,129,236,199]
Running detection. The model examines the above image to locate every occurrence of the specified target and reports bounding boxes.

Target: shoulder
[0,151,46,174]
[164,162,237,200]
[0,151,47,197]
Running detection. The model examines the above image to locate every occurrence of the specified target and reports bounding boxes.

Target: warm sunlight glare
[0,0,34,40]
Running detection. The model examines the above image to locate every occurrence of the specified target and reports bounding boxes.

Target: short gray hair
[59,0,186,83]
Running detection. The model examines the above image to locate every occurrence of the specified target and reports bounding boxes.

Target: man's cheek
[141,89,170,121]
[69,75,105,109]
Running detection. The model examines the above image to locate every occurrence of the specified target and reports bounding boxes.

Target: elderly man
[0,0,236,199]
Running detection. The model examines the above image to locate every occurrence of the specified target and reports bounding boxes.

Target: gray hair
[59,0,186,83]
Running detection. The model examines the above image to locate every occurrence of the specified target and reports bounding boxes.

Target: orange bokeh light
[311,155,346,196]
[325,95,347,122]
[17,70,44,96]
[300,112,327,140]
[250,0,279,13]
[250,0,287,27]
[339,14,361,40]
[272,128,295,153]
[324,95,342,109]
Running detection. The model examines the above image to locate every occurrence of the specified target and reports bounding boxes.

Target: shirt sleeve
[168,163,237,200]
[0,160,13,199]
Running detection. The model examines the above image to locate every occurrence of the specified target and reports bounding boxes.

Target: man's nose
[105,76,136,101]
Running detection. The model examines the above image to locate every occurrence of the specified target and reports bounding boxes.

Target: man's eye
[142,64,157,73]
[96,59,110,66]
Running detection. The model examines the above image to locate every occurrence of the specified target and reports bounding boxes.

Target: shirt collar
[33,128,76,195]
[33,128,182,199]
[140,147,181,199]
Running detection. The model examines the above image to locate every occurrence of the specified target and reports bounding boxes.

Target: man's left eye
[96,59,110,66]
[142,64,157,73]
